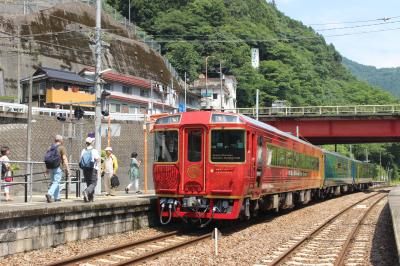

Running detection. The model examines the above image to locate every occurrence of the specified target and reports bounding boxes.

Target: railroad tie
[147,244,164,249]
[95,258,118,264]
[111,254,131,260]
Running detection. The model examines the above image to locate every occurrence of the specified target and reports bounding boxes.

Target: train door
[256,136,263,188]
[182,127,206,193]
[251,132,257,183]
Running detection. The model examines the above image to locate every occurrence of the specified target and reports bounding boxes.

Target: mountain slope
[342,57,400,98]
[110,0,397,107]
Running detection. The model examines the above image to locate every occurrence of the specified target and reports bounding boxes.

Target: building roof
[21,67,94,86]
[80,67,151,89]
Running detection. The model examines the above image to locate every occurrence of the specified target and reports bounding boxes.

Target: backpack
[44,144,61,169]
[1,161,7,178]
[79,149,94,170]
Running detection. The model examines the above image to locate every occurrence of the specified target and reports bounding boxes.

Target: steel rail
[46,230,179,266]
[269,192,386,266]
[335,194,387,266]
[113,232,213,265]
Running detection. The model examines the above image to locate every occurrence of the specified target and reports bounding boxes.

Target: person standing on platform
[1,146,12,201]
[79,137,100,202]
[125,152,141,194]
[102,147,118,196]
[44,135,70,203]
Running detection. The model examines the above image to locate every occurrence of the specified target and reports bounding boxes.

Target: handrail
[223,104,400,117]
[0,161,81,202]
[3,102,400,120]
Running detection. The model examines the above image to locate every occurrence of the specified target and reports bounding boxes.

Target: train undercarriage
[158,183,373,227]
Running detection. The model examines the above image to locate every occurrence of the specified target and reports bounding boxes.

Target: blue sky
[276,0,400,68]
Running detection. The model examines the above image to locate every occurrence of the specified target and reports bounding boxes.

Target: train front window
[154,131,178,162]
[188,130,202,162]
[211,130,245,162]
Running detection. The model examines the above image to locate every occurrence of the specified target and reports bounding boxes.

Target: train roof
[239,114,321,150]
[322,149,366,164]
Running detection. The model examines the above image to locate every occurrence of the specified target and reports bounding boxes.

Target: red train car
[152,111,324,226]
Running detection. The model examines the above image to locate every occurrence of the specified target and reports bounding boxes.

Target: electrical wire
[308,15,400,26]
[151,26,400,43]
[315,19,400,32]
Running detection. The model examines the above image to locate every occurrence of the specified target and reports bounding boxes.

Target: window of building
[109,103,121,113]
[213,93,218,100]
[121,104,129,113]
[140,89,149,97]
[122,86,131,94]
[103,83,112,91]
[129,105,138,114]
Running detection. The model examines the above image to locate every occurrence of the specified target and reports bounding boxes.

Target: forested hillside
[108,0,396,108]
[106,0,400,178]
[343,57,400,98]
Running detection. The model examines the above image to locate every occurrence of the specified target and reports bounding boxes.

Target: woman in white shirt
[0,146,12,201]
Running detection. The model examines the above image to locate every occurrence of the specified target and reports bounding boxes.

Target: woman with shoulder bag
[125,152,141,194]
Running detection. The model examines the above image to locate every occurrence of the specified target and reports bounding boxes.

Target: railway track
[47,230,212,266]
[255,191,387,266]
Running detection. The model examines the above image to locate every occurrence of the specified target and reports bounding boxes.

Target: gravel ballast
[1,190,398,266]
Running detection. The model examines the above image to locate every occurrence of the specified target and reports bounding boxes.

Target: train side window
[293,152,299,168]
[266,145,273,166]
[187,130,202,162]
[287,151,294,168]
[154,131,179,162]
[257,136,263,167]
[278,148,286,166]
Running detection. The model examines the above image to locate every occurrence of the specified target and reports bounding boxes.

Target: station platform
[388,186,400,264]
[0,190,155,212]
[0,191,157,257]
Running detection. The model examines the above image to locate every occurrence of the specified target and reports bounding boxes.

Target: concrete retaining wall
[0,198,157,257]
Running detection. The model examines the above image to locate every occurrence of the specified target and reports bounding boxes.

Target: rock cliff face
[0,3,176,98]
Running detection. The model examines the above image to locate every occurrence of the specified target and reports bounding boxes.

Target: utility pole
[365,148,369,162]
[26,75,33,202]
[94,0,102,195]
[219,61,223,110]
[17,25,21,103]
[184,72,187,112]
[256,89,259,120]
[205,56,209,109]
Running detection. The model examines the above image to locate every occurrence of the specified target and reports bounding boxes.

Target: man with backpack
[44,135,69,203]
[79,137,100,202]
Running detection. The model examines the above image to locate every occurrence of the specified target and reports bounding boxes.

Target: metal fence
[0,102,145,121]
[0,160,81,202]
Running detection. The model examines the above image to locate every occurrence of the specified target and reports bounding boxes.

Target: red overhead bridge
[229,105,400,145]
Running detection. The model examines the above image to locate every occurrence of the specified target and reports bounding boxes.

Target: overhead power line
[153,26,400,43]
[315,19,400,31]
[308,15,400,26]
